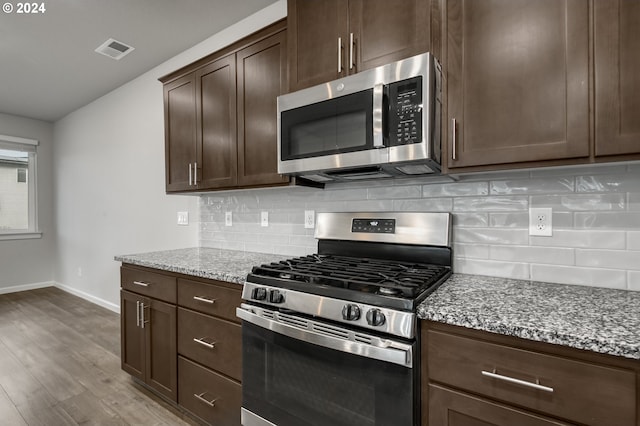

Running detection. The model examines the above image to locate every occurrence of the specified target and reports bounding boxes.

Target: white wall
[0,113,55,293]
[52,1,287,311]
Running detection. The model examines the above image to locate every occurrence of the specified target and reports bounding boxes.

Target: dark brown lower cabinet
[422,321,639,426]
[428,384,569,426]
[178,356,242,426]
[121,290,177,402]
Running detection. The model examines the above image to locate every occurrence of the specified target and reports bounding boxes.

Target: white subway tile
[454,258,530,280]
[489,212,528,228]
[490,177,574,195]
[530,163,627,177]
[343,199,394,211]
[576,249,640,270]
[574,212,640,229]
[454,228,529,245]
[422,181,488,197]
[628,271,640,291]
[490,245,574,265]
[452,243,489,259]
[454,196,528,212]
[530,194,626,211]
[628,232,640,250]
[394,198,453,212]
[576,174,640,193]
[530,229,625,249]
[368,185,421,199]
[629,193,640,211]
[531,265,626,289]
[453,213,489,227]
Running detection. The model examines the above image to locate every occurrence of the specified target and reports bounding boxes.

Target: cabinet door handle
[133,281,149,287]
[481,369,554,393]
[136,300,140,327]
[337,37,343,73]
[193,337,216,349]
[194,392,217,407]
[188,163,193,186]
[140,303,148,329]
[193,296,216,304]
[194,162,198,184]
[451,118,457,160]
[349,33,355,70]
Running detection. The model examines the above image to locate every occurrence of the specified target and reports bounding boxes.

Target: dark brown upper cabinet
[160,20,289,193]
[287,0,430,92]
[445,0,590,170]
[594,0,640,157]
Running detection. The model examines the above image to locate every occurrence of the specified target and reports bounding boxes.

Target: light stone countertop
[418,274,640,360]
[115,247,289,285]
[115,248,640,360]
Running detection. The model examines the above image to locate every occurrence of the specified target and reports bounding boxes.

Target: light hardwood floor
[0,287,200,425]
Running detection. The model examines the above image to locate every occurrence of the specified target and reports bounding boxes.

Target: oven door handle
[236,305,413,368]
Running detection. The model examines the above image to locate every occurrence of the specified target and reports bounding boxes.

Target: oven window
[280,89,373,160]
[242,322,416,426]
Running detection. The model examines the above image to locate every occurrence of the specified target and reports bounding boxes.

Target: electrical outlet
[225,211,232,227]
[261,211,269,227]
[304,210,315,229]
[177,211,189,225]
[529,207,552,236]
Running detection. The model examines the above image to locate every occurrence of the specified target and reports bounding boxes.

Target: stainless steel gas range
[236,212,452,426]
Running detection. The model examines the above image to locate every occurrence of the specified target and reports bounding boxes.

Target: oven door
[237,304,417,426]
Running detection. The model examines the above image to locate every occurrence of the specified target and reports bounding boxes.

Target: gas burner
[279,272,293,280]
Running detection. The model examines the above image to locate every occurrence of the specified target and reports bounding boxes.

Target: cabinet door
[144,298,177,402]
[237,30,290,187]
[164,74,197,192]
[120,291,144,381]
[348,0,430,73]
[287,0,349,91]
[446,0,589,169]
[594,0,640,156]
[429,385,569,426]
[196,54,238,189]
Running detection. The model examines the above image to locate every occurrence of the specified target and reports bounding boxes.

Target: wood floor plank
[0,385,27,426]
[0,288,198,426]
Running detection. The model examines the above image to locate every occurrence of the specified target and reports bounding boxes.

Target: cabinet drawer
[178,356,241,426]
[178,308,241,381]
[427,330,636,426]
[121,266,176,303]
[177,278,241,322]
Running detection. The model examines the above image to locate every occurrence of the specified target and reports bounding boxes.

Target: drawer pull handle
[193,296,216,304]
[132,281,150,287]
[194,392,217,407]
[193,337,216,349]
[482,369,554,393]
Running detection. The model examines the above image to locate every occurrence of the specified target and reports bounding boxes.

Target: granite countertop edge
[417,274,640,361]
[115,248,639,360]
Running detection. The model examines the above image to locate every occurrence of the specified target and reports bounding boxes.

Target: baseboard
[54,282,120,314]
[0,281,54,295]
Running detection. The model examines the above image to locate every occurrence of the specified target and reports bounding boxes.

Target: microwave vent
[94,38,135,60]
[395,164,436,175]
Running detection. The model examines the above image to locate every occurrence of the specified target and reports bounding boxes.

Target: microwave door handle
[373,83,384,148]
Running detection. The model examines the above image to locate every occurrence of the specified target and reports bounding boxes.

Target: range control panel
[351,218,396,234]
[388,76,423,146]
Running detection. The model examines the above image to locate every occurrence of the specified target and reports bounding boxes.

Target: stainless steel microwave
[277,52,442,183]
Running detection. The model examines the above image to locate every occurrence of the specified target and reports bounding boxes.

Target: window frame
[0,134,41,240]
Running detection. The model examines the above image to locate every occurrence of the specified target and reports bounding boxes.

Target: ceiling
[0,0,279,122]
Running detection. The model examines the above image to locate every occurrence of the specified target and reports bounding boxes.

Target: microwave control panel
[388,76,423,146]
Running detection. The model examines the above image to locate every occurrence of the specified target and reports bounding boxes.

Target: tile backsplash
[199,163,640,291]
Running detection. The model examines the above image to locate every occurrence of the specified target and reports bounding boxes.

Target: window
[0,134,39,239]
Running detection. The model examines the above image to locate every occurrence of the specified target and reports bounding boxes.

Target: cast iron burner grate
[250,254,449,299]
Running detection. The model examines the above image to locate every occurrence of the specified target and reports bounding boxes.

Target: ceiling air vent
[94,38,134,60]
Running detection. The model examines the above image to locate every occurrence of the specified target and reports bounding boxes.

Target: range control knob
[251,287,267,301]
[341,304,361,321]
[268,289,285,304]
[366,309,386,327]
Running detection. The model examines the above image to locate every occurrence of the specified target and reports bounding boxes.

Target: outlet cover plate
[261,211,269,227]
[304,210,315,229]
[177,211,189,225]
[225,211,232,227]
[529,207,552,236]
